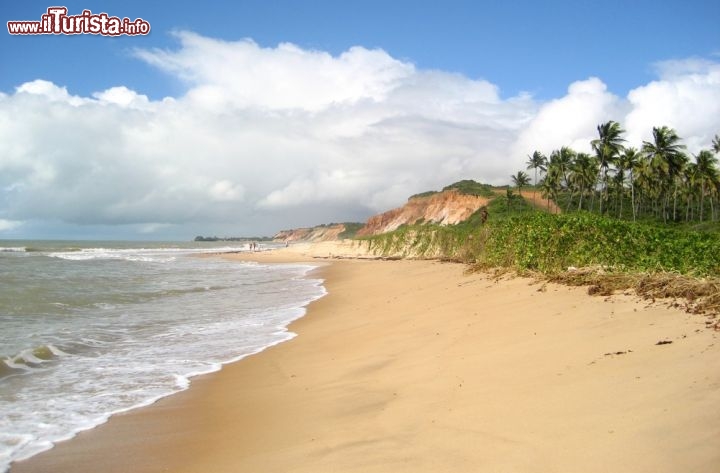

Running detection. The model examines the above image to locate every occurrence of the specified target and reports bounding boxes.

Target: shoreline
[12,248,720,472]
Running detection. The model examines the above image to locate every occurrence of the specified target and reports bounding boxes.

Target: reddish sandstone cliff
[356,190,490,237]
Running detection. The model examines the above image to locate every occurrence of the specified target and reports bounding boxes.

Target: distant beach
[12,243,720,473]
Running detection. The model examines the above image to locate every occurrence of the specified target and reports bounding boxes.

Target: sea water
[0,240,325,472]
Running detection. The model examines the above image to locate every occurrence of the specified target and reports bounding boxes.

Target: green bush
[337,222,364,239]
[479,212,720,276]
[442,180,496,198]
[361,212,720,276]
[408,191,439,200]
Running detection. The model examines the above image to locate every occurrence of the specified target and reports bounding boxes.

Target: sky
[1,0,719,240]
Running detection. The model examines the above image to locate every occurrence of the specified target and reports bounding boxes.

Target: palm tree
[526,151,547,202]
[682,162,699,221]
[633,158,656,218]
[591,121,626,214]
[556,147,576,210]
[548,147,575,187]
[539,168,562,214]
[514,125,719,223]
[694,150,720,221]
[569,152,597,211]
[618,147,641,220]
[642,126,687,221]
[539,177,553,212]
[511,171,531,197]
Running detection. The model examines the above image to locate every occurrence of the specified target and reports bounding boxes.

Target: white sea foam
[48,248,175,262]
[45,245,257,263]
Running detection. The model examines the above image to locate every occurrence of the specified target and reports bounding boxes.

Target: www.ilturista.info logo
[7,7,150,36]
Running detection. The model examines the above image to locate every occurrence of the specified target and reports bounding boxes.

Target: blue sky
[1,0,719,239]
[4,0,718,100]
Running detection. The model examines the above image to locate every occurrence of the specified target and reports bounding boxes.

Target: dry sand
[12,245,720,473]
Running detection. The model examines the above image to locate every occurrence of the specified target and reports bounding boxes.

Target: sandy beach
[11,244,720,473]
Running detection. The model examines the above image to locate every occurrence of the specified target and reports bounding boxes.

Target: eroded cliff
[356,190,490,237]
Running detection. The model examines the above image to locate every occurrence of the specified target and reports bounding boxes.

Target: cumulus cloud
[134,31,415,111]
[1,33,719,237]
[92,86,152,110]
[16,79,87,105]
[512,78,625,158]
[625,58,720,152]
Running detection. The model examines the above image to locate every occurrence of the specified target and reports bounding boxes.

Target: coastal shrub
[362,223,472,260]
[408,191,439,200]
[408,180,496,201]
[478,212,720,276]
[486,194,536,218]
[337,222,364,239]
[442,180,496,198]
[362,211,720,276]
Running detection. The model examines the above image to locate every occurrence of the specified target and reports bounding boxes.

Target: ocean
[0,240,325,472]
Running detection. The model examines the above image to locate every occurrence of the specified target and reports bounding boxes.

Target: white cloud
[625,58,720,153]
[1,33,719,237]
[512,77,624,159]
[16,79,87,106]
[92,86,152,110]
[134,31,415,111]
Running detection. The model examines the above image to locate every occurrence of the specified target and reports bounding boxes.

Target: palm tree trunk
[565,189,573,213]
[578,185,584,211]
[710,196,715,222]
[630,172,636,222]
[595,167,604,214]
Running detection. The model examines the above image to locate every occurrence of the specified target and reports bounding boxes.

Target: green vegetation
[360,222,475,261]
[361,211,720,277]
[442,179,496,197]
[486,191,535,217]
[523,124,720,226]
[361,124,720,275]
[409,180,497,200]
[478,212,719,275]
[409,190,439,199]
[337,222,364,239]
[511,171,531,195]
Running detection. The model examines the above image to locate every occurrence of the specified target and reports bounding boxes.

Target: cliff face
[356,190,490,237]
[273,224,346,243]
